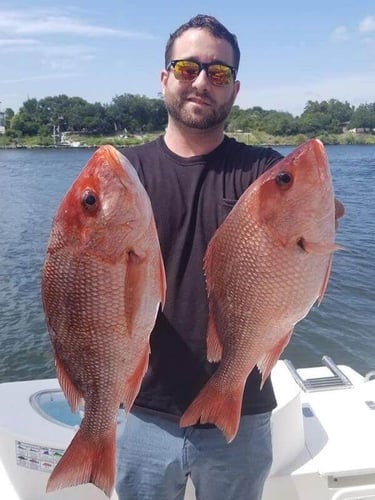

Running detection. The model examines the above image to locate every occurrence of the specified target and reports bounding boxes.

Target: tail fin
[180,379,243,443]
[46,424,116,498]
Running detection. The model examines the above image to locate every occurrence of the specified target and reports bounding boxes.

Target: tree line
[2,94,375,138]
[227,100,375,136]
[2,94,167,138]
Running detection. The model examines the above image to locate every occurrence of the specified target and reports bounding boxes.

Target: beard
[164,89,236,130]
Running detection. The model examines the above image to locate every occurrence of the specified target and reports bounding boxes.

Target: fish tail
[180,379,243,443]
[46,424,116,498]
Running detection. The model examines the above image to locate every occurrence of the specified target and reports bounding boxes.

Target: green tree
[298,99,354,134]
[297,111,333,135]
[4,108,14,134]
[226,106,252,132]
[349,103,375,129]
[261,111,298,136]
[107,94,166,134]
[10,113,33,136]
[326,99,354,124]
[145,98,167,132]
[7,93,373,140]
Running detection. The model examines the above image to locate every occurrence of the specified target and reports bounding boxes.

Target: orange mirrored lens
[208,65,233,85]
[174,61,200,80]
[173,61,233,86]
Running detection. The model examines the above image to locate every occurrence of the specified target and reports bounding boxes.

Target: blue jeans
[115,407,272,500]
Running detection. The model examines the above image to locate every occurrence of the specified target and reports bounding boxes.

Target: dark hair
[165,14,240,71]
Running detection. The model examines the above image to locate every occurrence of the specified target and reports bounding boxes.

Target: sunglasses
[167,59,237,86]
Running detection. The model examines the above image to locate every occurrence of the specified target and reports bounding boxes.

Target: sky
[0,1,374,117]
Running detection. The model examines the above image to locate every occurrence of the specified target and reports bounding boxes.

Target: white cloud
[0,38,41,47]
[359,15,375,33]
[331,25,349,42]
[330,17,375,44]
[0,73,81,85]
[0,9,155,39]
[0,41,96,64]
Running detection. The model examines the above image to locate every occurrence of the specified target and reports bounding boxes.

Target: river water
[0,144,374,382]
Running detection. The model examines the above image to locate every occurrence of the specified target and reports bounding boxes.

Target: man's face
[161,28,240,130]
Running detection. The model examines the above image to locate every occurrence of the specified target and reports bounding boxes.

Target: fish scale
[180,139,340,443]
[42,145,166,497]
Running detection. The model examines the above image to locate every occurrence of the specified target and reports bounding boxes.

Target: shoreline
[1,132,374,149]
[1,142,374,150]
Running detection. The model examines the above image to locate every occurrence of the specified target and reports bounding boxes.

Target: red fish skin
[180,139,339,442]
[42,145,166,497]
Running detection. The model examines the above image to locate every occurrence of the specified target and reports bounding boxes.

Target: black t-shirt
[119,135,283,418]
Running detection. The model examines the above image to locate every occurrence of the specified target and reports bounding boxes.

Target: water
[0,144,374,383]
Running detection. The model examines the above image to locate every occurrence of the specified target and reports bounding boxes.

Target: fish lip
[310,139,329,175]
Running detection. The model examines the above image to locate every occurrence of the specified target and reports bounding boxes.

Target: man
[115,14,314,500]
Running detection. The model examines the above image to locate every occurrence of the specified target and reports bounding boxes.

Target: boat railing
[284,356,354,392]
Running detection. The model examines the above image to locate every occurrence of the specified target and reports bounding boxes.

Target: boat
[0,356,374,500]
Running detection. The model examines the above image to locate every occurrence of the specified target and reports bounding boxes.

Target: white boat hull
[1,360,374,500]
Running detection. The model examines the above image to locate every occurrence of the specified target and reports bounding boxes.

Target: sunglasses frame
[167,59,237,86]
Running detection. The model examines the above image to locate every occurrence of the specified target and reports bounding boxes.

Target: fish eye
[275,172,293,188]
[81,190,98,212]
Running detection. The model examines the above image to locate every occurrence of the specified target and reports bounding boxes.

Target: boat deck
[0,360,374,500]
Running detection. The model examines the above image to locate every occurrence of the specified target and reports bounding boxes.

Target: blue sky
[0,1,374,116]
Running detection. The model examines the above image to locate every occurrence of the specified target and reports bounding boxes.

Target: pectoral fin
[124,249,165,337]
[298,237,343,254]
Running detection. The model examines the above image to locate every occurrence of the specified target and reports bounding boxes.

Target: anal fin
[206,305,222,362]
[257,330,293,389]
[55,351,83,412]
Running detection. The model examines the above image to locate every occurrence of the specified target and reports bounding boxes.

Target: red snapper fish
[180,139,341,442]
[41,145,166,496]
